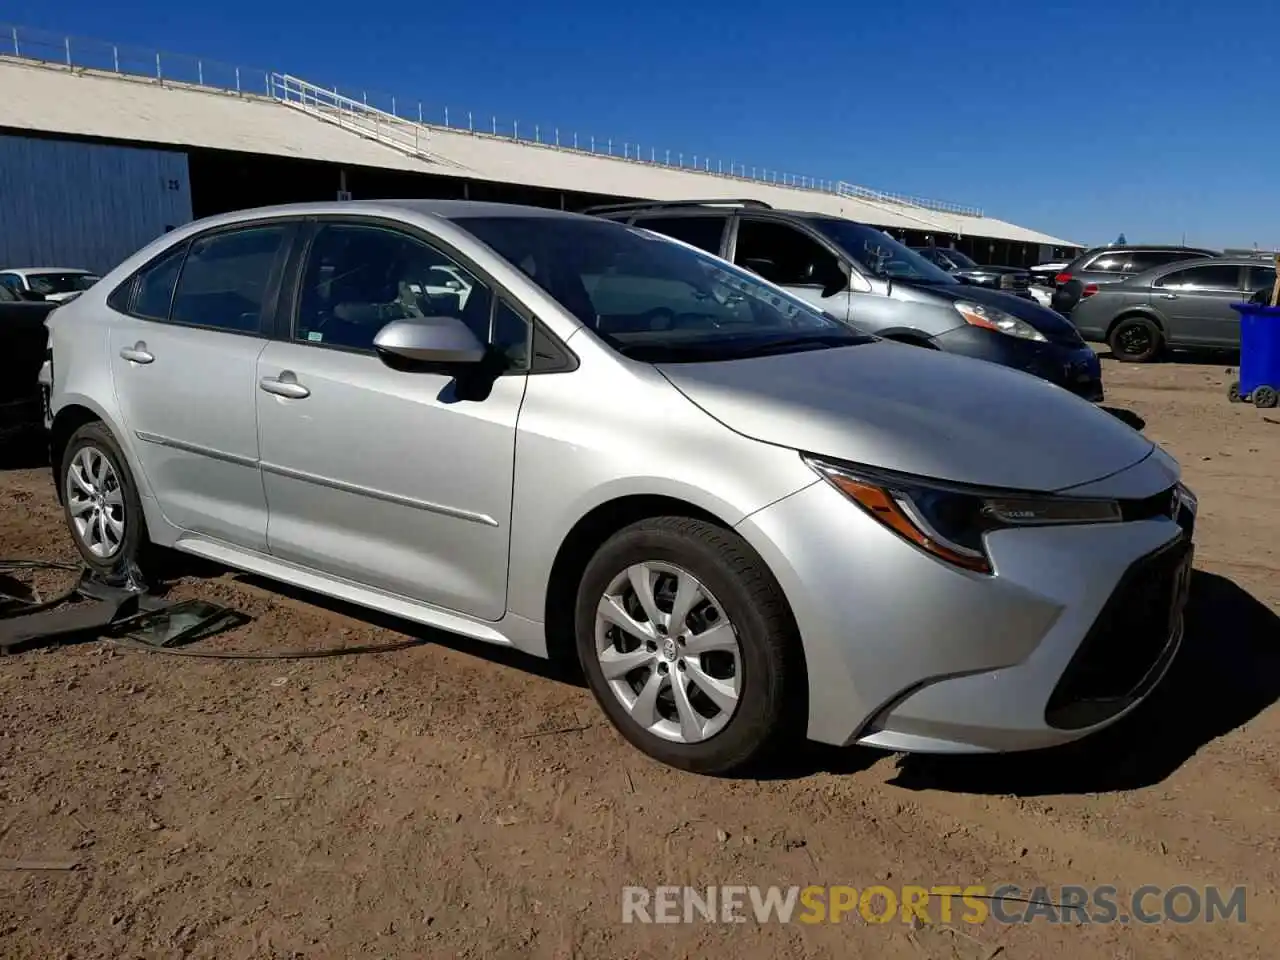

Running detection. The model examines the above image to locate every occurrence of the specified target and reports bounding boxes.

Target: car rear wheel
[1108,315,1163,363]
[574,517,803,775]
[60,421,151,579]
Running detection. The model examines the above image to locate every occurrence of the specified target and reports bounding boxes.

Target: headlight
[954,301,1047,342]
[804,456,1121,574]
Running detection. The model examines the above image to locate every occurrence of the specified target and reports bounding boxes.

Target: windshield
[28,273,98,295]
[939,248,978,269]
[454,215,872,362]
[810,220,957,284]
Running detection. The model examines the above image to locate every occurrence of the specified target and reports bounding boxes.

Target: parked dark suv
[586,199,1103,400]
[911,246,1034,299]
[1051,245,1219,316]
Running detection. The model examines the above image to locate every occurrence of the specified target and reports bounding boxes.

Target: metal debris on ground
[0,559,248,655]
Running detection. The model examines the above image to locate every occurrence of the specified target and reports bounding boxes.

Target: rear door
[727,217,855,323]
[1151,263,1246,346]
[107,221,295,552]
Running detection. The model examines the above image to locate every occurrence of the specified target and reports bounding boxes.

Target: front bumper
[735,459,1192,753]
[931,324,1103,402]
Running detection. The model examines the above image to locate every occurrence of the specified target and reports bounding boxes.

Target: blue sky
[6,0,1277,248]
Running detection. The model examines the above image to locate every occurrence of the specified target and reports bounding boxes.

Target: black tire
[1228,380,1242,403]
[1254,385,1279,409]
[59,421,154,580]
[574,517,803,775]
[1108,315,1163,363]
[885,333,937,349]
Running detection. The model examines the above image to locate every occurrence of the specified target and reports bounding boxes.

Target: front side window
[0,274,22,291]
[171,225,288,333]
[1154,264,1242,291]
[733,218,843,288]
[1248,265,1276,293]
[295,223,528,367]
[453,214,869,363]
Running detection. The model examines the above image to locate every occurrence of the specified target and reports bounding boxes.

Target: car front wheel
[574,516,803,775]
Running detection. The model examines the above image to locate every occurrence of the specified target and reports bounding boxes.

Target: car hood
[900,279,1078,338]
[657,341,1154,492]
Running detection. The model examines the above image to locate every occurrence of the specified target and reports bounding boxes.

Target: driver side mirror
[373,317,486,372]
[17,288,46,302]
[819,261,851,299]
[373,317,510,401]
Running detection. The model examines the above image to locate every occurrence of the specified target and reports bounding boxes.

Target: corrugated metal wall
[0,134,192,274]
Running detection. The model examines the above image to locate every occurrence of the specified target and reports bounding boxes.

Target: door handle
[1160,292,1179,300]
[119,343,154,364]
[259,374,310,400]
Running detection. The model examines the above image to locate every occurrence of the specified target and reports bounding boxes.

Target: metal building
[0,133,192,273]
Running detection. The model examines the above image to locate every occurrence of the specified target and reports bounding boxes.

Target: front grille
[1000,273,1031,291]
[1121,488,1177,523]
[1044,535,1191,730]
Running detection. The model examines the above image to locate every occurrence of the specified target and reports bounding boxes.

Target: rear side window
[631,215,728,255]
[1125,251,1203,273]
[1083,252,1128,273]
[170,225,288,334]
[130,244,188,320]
[1154,264,1242,291]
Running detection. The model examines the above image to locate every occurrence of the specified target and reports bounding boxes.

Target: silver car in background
[45,200,1197,774]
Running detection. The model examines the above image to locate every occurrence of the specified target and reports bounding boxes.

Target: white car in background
[0,268,101,304]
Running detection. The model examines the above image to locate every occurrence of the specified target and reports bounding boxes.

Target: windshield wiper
[728,334,869,359]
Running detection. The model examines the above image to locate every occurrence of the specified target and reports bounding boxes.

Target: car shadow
[1098,347,1240,366]
[1100,406,1146,431]
[0,433,49,471]
[221,571,584,687]
[885,571,1280,796]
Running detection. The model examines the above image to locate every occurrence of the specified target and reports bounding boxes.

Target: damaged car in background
[44,199,1196,774]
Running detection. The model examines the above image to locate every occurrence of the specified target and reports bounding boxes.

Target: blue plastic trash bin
[1229,302,1280,408]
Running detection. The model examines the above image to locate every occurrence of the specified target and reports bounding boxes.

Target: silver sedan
[45,200,1196,774]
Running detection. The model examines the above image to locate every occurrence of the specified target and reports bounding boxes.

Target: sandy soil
[1,353,1278,959]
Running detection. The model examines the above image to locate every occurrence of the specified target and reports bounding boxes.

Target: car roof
[0,266,96,275]
[1147,256,1271,269]
[166,199,596,238]
[1079,244,1218,256]
[590,200,854,225]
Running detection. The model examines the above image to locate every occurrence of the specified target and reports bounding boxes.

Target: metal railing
[0,22,985,218]
[270,73,462,168]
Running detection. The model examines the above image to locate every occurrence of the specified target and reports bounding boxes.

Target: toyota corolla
[45,200,1196,774]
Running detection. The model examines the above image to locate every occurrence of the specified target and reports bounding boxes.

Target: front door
[254,220,529,621]
[107,222,293,552]
[730,217,855,324]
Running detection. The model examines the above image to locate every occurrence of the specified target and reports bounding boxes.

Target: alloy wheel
[66,446,126,559]
[594,561,743,744]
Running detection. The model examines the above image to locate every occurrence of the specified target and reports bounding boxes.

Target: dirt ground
[1,353,1278,960]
